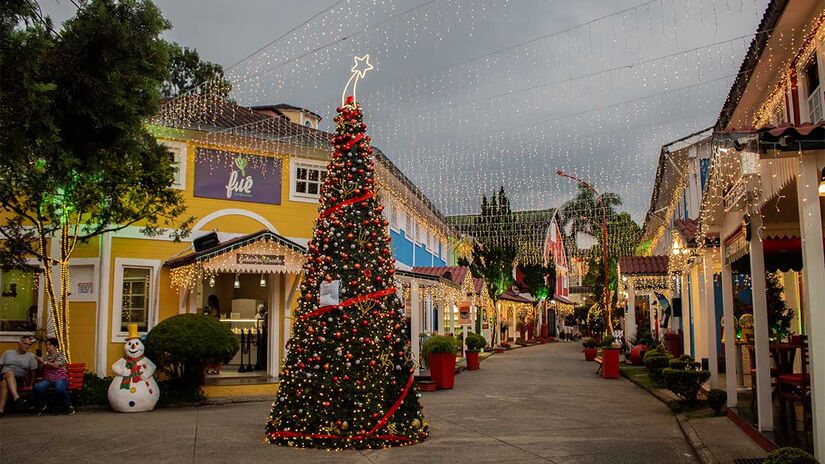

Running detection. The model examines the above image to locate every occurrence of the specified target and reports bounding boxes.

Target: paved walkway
[1,342,697,463]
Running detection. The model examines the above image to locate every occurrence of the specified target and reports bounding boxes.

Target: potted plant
[516,320,526,340]
[421,335,459,389]
[465,333,486,370]
[582,337,598,361]
[600,335,621,379]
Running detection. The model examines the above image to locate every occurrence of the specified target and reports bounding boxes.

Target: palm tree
[558,185,622,256]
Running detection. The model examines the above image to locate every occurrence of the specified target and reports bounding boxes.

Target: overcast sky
[41,0,768,223]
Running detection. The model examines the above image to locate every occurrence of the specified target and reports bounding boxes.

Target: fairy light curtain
[152,0,769,231]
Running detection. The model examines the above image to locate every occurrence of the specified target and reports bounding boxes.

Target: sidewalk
[2,342,696,463]
[680,415,767,464]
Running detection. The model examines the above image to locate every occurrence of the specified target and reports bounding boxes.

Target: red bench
[20,362,86,393]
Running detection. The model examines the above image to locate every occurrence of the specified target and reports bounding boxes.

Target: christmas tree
[265,57,428,450]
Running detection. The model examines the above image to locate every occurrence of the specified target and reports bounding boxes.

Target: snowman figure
[108,323,160,412]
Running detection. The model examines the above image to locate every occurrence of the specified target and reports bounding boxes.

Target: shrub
[582,337,597,349]
[707,389,727,415]
[465,333,487,351]
[420,335,459,368]
[156,378,206,407]
[145,314,239,385]
[515,337,528,346]
[75,372,114,407]
[646,355,671,383]
[662,368,711,401]
[643,345,671,362]
[765,447,819,464]
[601,335,616,347]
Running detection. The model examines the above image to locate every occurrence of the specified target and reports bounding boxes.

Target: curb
[203,396,272,406]
[677,415,720,464]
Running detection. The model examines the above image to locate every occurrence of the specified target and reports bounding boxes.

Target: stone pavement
[1,342,697,463]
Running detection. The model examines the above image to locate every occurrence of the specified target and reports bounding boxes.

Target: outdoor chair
[778,336,811,430]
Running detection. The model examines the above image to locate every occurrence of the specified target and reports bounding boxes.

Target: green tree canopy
[0,0,192,359]
[162,42,231,98]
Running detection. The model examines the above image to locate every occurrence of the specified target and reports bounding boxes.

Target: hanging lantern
[234,274,240,289]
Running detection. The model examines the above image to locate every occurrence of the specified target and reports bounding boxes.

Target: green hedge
[765,447,819,464]
[145,314,239,384]
[662,368,711,401]
[707,389,727,415]
[465,333,487,351]
[420,335,459,368]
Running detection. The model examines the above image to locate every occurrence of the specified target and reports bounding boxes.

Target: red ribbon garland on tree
[296,287,396,321]
[276,285,417,444]
[319,191,374,219]
[269,370,415,443]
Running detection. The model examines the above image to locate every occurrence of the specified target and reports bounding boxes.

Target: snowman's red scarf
[119,354,144,390]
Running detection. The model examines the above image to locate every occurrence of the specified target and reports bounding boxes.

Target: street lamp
[556,169,613,335]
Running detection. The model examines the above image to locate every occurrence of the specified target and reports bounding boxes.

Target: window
[290,160,327,202]
[120,267,150,332]
[0,267,40,333]
[161,140,187,190]
[804,55,822,123]
[304,120,312,128]
[389,203,398,229]
[405,212,413,241]
[112,258,159,340]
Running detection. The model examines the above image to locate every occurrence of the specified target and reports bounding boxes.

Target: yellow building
[0,95,454,386]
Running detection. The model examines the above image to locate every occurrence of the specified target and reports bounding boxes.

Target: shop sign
[458,301,471,326]
[236,253,285,266]
[194,148,282,204]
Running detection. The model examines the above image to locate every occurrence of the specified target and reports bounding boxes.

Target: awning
[552,294,575,305]
[619,256,669,275]
[758,122,825,151]
[499,289,535,304]
[166,230,306,289]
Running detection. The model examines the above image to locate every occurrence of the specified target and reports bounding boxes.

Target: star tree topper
[342,54,374,106]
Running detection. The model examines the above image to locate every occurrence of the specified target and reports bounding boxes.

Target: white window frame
[799,49,824,124]
[0,259,45,341]
[160,140,187,190]
[111,258,160,342]
[389,202,399,231]
[289,158,328,203]
[404,211,413,243]
[67,257,99,302]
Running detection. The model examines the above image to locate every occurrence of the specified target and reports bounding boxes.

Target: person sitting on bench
[33,337,74,415]
[0,335,37,416]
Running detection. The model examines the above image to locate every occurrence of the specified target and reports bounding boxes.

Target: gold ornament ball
[341,421,349,430]
[411,418,421,428]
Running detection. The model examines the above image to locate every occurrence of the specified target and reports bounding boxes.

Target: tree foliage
[145,314,239,384]
[0,0,192,359]
[520,262,555,301]
[162,42,231,98]
[766,271,794,340]
[469,187,517,303]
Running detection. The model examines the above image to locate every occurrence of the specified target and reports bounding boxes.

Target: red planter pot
[629,344,647,366]
[584,348,598,361]
[602,348,620,379]
[540,324,548,338]
[466,350,480,370]
[429,352,457,389]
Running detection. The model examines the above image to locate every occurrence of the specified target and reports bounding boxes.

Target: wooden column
[796,154,825,457]
[749,212,773,431]
[704,252,719,388]
[626,279,636,342]
[720,240,738,408]
[410,280,421,370]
